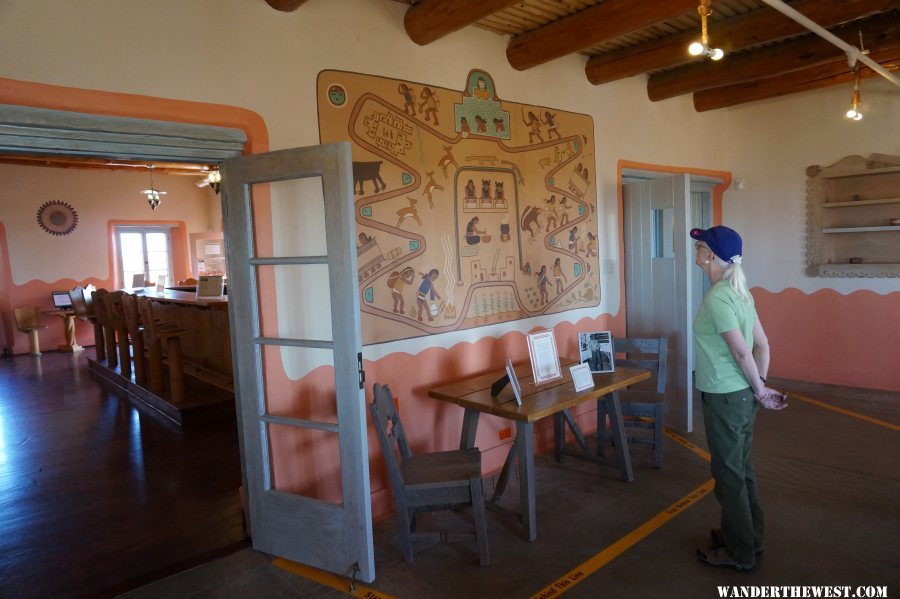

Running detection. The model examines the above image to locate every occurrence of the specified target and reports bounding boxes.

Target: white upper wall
[1,0,896,305]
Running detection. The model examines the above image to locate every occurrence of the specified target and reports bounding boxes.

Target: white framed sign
[569,362,595,392]
[526,328,562,385]
[196,275,225,299]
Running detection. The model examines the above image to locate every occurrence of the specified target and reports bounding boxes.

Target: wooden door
[221,142,374,582]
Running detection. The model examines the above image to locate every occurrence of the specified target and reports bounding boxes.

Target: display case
[806,154,900,278]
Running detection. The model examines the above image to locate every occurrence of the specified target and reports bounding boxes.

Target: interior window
[116,226,173,287]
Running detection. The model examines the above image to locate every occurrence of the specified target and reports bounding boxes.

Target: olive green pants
[701,388,764,565]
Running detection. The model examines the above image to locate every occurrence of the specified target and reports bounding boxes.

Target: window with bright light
[115,226,173,287]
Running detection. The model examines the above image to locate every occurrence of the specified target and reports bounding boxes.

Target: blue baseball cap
[691,226,742,264]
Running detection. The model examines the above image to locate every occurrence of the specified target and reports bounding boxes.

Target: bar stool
[120,293,147,385]
[69,285,105,362]
[91,289,118,369]
[103,291,132,379]
[13,306,46,356]
[137,296,188,404]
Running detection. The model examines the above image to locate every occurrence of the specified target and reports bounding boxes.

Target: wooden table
[44,309,84,353]
[428,361,650,541]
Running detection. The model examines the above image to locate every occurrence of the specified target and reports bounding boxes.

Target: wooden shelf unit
[806,154,900,278]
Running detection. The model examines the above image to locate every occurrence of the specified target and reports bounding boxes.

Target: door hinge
[358,352,365,390]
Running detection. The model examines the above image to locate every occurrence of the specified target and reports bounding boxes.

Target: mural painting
[318,69,599,345]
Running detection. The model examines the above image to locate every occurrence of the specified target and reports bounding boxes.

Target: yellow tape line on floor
[273,558,396,599]
[529,478,716,599]
[787,392,900,432]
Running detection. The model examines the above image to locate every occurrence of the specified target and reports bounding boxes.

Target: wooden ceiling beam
[263,0,309,12]
[506,0,718,71]
[404,0,520,46]
[586,0,896,86]
[693,50,900,112]
[647,13,900,102]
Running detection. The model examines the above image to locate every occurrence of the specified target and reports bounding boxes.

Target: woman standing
[691,226,787,572]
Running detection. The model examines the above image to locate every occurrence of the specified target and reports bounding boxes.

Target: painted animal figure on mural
[422,172,444,209]
[437,145,459,179]
[398,83,416,117]
[521,205,542,240]
[396,197,422,228]
[474,115,487,133]
[418,87,439,125]
[480,179,492,200]
[387,266,415,314]
[352,161,386,195]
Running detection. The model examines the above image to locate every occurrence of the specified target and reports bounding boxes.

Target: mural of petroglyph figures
[418,86,440,125]
[542,110,561,139]
[521,108,544,144]
[422,171,444,209]
[317,69,598,345]
[552,257,568,296]
[398,83,416,116]
[454,70,509,140]
[387,266,415,313]
[396,197,422,228]
[352,161,387,195]
[437,145,459,179]
[416,268,442,322]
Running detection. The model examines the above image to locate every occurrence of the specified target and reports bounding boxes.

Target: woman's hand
[754,388,788,410]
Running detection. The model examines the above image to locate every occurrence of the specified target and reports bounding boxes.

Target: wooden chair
[103,291,132,379]
[120,293,147,385]
[13,306,46,356]
[137,296,188,404]
[597,336,668,468]
[92,289,118,369]
[370,383,489,566]
[69,285,105,362]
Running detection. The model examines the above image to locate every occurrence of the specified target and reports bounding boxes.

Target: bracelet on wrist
[759,376,767,384]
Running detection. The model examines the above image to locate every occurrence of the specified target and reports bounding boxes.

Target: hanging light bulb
[845,66,863,121]
[207,169,222,194]
[687,0,724,62]
[140,165,167,210]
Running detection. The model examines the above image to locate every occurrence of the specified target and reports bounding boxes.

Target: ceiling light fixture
[688,0,724,61]
[207,169,222,194]
[140,165,167,210]
[845,64,863,121]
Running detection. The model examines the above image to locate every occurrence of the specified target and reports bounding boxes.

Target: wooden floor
[0,350,247,598]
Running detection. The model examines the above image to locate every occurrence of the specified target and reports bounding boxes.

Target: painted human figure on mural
[522,109,544,144]
[466,216,486,245]
[542,111,561,139]
[474,115,488,133]
[464,179,476,200]
[569,225,580,255]
[473,77,491,100]
[552,257,567,296]
[459,117,471,136]
[559,196,570,226]
[398,83,416,117]
[535,265,549,304]
[419,87,439,125]
[388,266,415,314]
[416,269,442,322]
[493,117,505,133]
[586,231,598,257]
[545,195,558,232]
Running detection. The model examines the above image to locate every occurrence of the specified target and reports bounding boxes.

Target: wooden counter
[132,287,233,391]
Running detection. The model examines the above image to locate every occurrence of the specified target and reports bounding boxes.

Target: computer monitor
[51,291,73,309]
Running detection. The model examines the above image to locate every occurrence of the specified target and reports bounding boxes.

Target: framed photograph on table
[578,330,615,374]
[526,329,562,385]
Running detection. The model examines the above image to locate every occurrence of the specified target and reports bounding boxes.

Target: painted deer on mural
[396,197,422,228]
[422,171,444,209]
[437,145,459,179]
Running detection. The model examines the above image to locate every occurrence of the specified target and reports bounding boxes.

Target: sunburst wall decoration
[36,200,79,236]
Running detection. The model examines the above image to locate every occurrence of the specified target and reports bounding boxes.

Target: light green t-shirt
[693,280,758,393]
